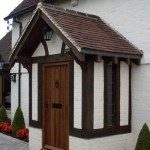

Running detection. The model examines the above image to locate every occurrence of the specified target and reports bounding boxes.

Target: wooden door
[42,62,69,150]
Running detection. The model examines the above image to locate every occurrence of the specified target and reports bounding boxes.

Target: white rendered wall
[20,68,29,127]
[74,61,82,129]
[94,62,104,129]
[11,12,32,127]
[11,63,19,119]
[32,33,62,57]
[69,133,133,150]
[120,62,129,126]
[12,12,32,47]
[32,64,38,121]
[11,63,29,127]
[131,63,150,148]
[29,127,42,150]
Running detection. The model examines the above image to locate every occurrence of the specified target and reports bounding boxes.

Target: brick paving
[0,133,29,150]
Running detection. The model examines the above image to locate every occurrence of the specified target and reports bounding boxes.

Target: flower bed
[0,118,29,142]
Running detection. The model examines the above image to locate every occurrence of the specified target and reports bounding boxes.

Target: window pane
[106,62,116,126]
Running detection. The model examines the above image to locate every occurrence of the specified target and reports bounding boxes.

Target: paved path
[0,133,29,150]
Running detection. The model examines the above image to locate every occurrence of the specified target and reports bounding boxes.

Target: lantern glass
[43,27,53,41]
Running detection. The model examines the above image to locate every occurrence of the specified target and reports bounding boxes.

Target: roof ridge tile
[41,2,100,20]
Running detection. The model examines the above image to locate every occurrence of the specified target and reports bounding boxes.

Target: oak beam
[41,37,49,56]
[112,57,118,64]
[14,56,32,63]
[65,48,86,70]
[95,55,102,62]
[61,42,66,55]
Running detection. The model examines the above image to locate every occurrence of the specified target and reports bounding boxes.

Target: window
[104,60,120,127]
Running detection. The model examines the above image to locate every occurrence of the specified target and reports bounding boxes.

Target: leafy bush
[12,107,25,134]
[135,123,150,150]
[0,105,8,122]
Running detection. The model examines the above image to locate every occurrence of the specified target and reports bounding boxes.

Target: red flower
[0,122,12,133]
[16,128,29,139]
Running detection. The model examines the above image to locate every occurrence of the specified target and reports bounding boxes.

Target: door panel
[42,62,69,150]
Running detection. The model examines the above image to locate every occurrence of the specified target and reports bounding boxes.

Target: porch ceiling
[9,2,143,66]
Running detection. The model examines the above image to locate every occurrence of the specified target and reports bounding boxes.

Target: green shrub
[0,105,8,122]
[135,123,150,150]
[12,107,25,134]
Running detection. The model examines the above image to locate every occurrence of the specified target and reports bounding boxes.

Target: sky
[0,0,22,40]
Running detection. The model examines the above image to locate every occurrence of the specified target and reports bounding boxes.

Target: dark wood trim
[82,56,94,130]
[69,61,74,133]
[112,57,119,64]
[14,56,32,64]
[66,48,86,70]
[129,65,131,127]
[29,64,42,128]
[22,64,32,73]
[70,125,131,139]
[95,55,102,62]
[61,42,66,54]
[132,59,141,65]
[40,37,49,56]
[116,62,120,127]
[32,54,73,63]
[104,59,120,127]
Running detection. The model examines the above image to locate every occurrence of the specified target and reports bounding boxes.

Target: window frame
[104,59,120,128]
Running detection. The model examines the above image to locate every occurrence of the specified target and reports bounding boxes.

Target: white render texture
[120,62,129,126]
[11,63,19,120]
[32,33,62,57]
[132,63,150,148]
[32,64,38,121]
[94,62,104,129]
[69,134,133,150]
[74,61,82,129]
[11,63,29,127]
[29,127,42,150]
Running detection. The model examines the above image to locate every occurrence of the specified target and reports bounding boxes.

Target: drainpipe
[14,17,22,107]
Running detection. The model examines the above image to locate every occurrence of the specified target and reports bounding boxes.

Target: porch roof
[9,2,143,65]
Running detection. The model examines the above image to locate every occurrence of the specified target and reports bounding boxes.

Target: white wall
[132,63,150,147]
[29,127,42,149]
[120,62,129,126]
[11,63,19,119]
[32,33,62,57]
[11,12,32,127]
[70,133,133,150]
[10,63,29,127]
[74,61,82,129]
[32,64,38,121]
[94,62,104,129]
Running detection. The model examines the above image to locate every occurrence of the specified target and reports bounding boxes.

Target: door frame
[42,60,73,150]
